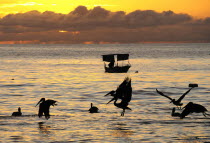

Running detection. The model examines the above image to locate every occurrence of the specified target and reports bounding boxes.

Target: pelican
[156,87,194,108]
[35,98,57,119]
[12,107,22,116]
[105,77,131,104]
[180,102,210,119]
[105,77,132,116]
[89,103,99,113]
[171,107,181,117]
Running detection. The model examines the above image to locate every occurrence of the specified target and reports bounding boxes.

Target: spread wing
[46,100,57,106]
[121,77,132,103]
[177,87,193,103]
[156,89,173,101]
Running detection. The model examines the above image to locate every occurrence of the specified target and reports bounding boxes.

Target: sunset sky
[0,0,209,44]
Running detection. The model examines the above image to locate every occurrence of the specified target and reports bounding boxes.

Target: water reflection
[38,122,51,135]
[109,122,134,138]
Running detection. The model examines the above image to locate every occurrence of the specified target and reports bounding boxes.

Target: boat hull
[104,66,131,73]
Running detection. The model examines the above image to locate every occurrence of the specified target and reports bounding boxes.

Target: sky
[0,0,210,44]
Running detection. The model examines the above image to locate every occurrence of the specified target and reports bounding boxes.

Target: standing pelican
[156,87,194,108]
[89,103,99,113]
[180,102,210,119]
[12,107,22,116]
[35,98,57,119]
[105,77,132,116]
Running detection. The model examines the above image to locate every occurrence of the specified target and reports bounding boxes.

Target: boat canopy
[102,54,129,62]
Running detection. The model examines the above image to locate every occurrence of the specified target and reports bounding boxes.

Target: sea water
[0,43,210,142]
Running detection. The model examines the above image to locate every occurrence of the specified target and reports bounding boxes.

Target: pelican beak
[106,98,115,104]
[35,98,44,107]
[104,93,110,96]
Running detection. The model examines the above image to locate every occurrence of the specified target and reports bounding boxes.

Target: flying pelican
[89,103,99,113]
[105,77,131,104]
[35,98,57,119]
[171,107,181,117]
[180,102,210,119]
[12,107,22,116]
[156,87,194,108]
[105,77,132,116]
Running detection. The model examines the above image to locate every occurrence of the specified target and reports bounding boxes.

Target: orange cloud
[0,6,209,44]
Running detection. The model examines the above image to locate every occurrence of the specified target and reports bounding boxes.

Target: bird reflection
[38,122,51,134]
[105,77,132,116]
[156,87,194,108]
[12,107,22,116]
[35,98,57,119]
[180,102,210,119]
[89,103,99,113]
[110,123,134,138]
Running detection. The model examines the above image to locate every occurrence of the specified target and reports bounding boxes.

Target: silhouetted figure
[35,98,57,119]
[105,77,132,116]
[108,61,114,68]
[89,103,99,113]
[171,107,181,117]
[156,87,194,108]
[12,107,22,116]
[180,102,210,119]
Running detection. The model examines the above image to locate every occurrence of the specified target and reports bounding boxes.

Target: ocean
[0,43,210,143]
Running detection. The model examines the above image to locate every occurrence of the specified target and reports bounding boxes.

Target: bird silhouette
[180,102,210,119]
[89,103,99,113]
[171,107,181,117]
[156,87,193,108]
[105,77,132,116]
[105,77,132,104]
[12,107,22,116]
[35,98,57,119]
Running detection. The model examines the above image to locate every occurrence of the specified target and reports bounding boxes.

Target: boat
[102,54,131,73]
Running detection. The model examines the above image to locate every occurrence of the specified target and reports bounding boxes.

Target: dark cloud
[0,6,209,43]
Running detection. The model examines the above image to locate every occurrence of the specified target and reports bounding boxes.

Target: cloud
[0,6,209,43]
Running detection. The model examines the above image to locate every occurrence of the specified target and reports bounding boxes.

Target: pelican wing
[156,89,173,101]
[177,87,193,103]
[46,100,57,106]
[121,78,132,103]
[104,90,115,96]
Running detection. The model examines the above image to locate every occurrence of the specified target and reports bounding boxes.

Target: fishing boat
[102,54,131,73]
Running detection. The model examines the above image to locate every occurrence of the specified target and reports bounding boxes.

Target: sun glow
[0,0,209,18]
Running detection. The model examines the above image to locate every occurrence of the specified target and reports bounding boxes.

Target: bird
[105,76,131,104]
[180,102,210,119]
[35,98,57,119]
[89,103,99,113]
[12,107,22,116]
[171,107,181,117]
[156,87,194,108]
[105,77,132,116]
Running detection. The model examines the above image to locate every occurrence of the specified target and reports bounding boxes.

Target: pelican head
[35,98,45,107]
[18,107,21,112]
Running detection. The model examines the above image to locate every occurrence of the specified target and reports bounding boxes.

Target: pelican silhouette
[171,107,181,117]
[105,77,131,104]
[12,107,22,116]
[180,102,210,119]
[89,103,99,113]
[156,87,193,108]
[105,77,132,116]
[35,98,57,119]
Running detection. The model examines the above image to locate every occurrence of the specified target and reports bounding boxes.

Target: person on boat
[108,61,115,68]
